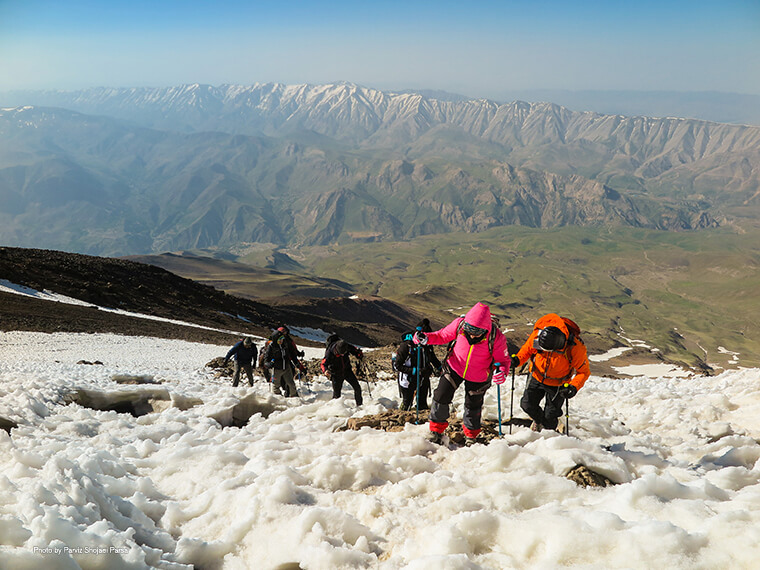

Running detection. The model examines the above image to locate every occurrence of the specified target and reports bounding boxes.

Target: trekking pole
[415,326,422,425]
[563,383,570,436]
[509,358,516,435]
[364,362,373,399]
[495,362,503,436]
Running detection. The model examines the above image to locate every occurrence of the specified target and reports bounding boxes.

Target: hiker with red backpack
[413,302,511,446]
[512,313,590,432]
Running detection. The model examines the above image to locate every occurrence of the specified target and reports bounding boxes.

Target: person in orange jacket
[512,313,590,432]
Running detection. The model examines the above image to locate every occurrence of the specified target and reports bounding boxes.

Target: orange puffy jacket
[516,313,590,390]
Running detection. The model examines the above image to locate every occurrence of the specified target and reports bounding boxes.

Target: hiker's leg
[429,366,463,430]
[520,377,546,425]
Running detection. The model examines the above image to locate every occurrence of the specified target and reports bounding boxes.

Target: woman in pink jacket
[414,302,510,445]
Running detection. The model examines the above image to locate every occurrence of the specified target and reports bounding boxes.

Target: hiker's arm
[516,333,538,366]
[492,331,511,374]
[569,344,590,389]
[425,318,462,345]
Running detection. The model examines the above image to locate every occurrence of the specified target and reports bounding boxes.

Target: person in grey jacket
[224,337,258,387]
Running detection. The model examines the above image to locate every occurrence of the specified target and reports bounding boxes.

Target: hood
[533,313,570,336]
[463,302,492,330]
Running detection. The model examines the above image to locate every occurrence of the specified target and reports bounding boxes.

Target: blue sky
[0,0,758,97]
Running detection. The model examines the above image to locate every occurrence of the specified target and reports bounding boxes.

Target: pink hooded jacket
[424,302,511,382]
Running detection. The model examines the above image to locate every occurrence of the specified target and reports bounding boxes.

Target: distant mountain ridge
[0,82,759,255]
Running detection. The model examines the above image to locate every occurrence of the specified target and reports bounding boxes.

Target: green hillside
[264,225,760,371]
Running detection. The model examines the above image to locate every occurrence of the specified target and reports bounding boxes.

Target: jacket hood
[464,302,492,330]
[533,313,569,336]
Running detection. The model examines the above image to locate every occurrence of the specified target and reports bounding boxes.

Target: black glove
[559,384,577,399]
[510,355,520,369]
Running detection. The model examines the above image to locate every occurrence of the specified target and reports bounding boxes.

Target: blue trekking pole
[415,326,422,425]
[495,362,503,436]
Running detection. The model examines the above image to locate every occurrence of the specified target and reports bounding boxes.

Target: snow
[589,346,633,362]
[1,331,760,569]
[0,279,250,338]
[612,363,690,378]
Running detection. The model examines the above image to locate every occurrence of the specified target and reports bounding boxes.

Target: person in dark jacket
[321,337,364,405]
[224,337,258,387]
[394,319,441,411]
[262,326,306,397]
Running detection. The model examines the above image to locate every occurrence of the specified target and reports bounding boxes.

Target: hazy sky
[1,0,758,97]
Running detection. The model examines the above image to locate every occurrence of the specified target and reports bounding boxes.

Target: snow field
[1,331,760,568]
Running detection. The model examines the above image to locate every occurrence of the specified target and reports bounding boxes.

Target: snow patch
[589,346,634,362]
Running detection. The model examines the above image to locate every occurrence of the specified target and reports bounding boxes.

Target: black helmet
[534,326,566,352]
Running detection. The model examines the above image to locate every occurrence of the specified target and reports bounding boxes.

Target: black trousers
[331,371,363,405]
[399,374,431,410]
[520,377,565,430]
[429,365,490,432]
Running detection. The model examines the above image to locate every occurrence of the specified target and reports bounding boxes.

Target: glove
[492,368,506,385]
[510,355,520,369]
[559,383,578,399]
[413,331,428,345]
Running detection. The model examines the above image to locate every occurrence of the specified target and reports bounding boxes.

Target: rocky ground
[0,247,419,347]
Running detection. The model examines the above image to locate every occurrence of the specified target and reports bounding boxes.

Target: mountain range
[1,82,759,256]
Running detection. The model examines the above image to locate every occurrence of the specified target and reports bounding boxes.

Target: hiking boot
[530,421,544,433]
[427,431,444,445]
[464,436,478,447]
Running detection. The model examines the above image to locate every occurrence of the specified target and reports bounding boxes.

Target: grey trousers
[232,362,254,387]
[272,367,298,397]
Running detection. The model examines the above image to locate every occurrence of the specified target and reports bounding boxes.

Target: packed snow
[1,331,760,569]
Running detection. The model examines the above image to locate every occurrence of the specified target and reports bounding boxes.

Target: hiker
[413,302,510,446]
[321,337,364,405]
[394,318,441,411]
[223,337,258,387]
[512,313,590,432]
[263,326,306,397]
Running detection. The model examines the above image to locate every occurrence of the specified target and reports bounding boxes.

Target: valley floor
[1,331,760,569]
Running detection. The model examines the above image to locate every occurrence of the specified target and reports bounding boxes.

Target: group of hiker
[223,326,366,404]
[223,301,590,445]
[409,303,590,445]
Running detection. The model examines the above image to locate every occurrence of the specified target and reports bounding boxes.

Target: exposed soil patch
[341,409,533,445]
[565,464,616,487]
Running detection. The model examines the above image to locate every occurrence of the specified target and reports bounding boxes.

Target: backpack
[561,317,582,348]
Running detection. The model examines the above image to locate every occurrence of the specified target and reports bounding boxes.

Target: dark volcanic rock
[0,247,420,347]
